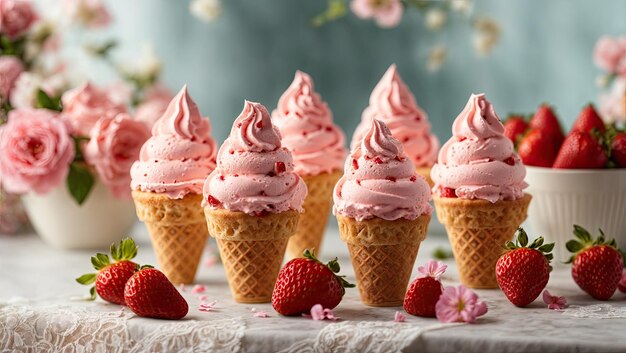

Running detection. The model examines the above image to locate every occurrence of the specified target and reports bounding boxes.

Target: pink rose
[0,0,38,39]
[0,55,23,101]
[0,108,75,194]
[594,36,626,76]
[84,113,150,199]
[61,0,111,28]
[61,82,127,136]
[350,0,403,28]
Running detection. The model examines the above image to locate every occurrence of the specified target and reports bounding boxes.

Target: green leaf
[517,228,528,247]
[503,241,517,250]
[119,238,138,260]
[545,253,554,261]
[75,273,97,285]
[529,237,544,249]
[566,240,583,253]
[110,243,119,261]
[327,258,340,273]
[432,247,454,260]
[34,89,62,111]
[89,286,96,301]
[67,163,95,205]
[538,243,555,253]
[573,225,592,243]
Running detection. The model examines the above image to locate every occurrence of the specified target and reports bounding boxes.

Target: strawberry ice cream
[351,64,439,168]
[203,100,307,215]
[334,119,432,221]
[130,85,217,199]
[272,70,346,176]
[431,93,527,203]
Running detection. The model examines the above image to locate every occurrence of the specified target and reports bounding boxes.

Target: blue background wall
[103,0,626,143]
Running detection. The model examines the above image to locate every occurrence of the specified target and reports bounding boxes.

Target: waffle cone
[132,191,209,284]
[433,193,532,289]
[286,170,341,259]
[337,214,430,307]
[415,166,433,188]
[204,208,299,303]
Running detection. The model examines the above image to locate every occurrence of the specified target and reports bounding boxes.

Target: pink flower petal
[198,300,217,312]
[191,284,206,294]
[542,290,552,305]
[253,311,270,318]
[542,290,567,310]
[323,308,339,321]
[310,304,325,321]
[394,311,406,322]
[435,285,487,324]
[418,260,447,281]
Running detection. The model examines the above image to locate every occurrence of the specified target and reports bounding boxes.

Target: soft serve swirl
[203,101,307,215]
[333,119,432,221]
[351,64,439,168]
[130,85,217,199]
[431,93,527,203]
[272,71,346,175]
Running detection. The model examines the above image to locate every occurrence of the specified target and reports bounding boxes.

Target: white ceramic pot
[525,166,626,263]
[22,180,137,250]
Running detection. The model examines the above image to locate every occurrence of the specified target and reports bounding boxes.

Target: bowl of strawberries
[505,104,626,263]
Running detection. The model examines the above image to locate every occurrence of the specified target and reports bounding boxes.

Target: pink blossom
[61,0,111,29]
[435,285,488,323]
[0,109,75,194]
[594,36,626,77]
[61,82,127,136]
[84,113,149,199]
[191,284,206,294]
[350,0,403,28]
[0,0,38,39]
[417,260,447,281]
[252,309,270,318]
[542,290,567,310]
[306,304,339,321]
[394,311,406,322]
[198,300,217,312]
[0,56,23,101]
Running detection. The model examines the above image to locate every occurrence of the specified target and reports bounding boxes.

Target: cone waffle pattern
[286,171,341,259]
[433,193,532,289]
[337,214,430,307]
[132,191,209,284]
[205,208,299,303]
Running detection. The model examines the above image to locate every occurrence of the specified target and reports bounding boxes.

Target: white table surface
[1,221,626,353]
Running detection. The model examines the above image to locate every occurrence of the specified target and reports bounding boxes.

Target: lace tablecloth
[2,223,626,353]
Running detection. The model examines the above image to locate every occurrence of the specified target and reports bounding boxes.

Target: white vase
[21,180,137,250]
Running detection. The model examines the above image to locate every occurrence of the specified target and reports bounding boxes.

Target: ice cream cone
[205,208,300,303]
[433,193,532,289]
[286,170,341,259]
[337,214,430,307]
[132,190,209,284]
[415,166,433,188]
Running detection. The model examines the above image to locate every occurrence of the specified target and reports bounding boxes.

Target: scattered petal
[417,260,448,281]
[198,300,217,312]
[253,311,270,318]
[394,311,406,322]
[542,290,567,310]
[323,308,339,321]
[307,304,340,321]
[435,285,488,323]
[191,284,206,294]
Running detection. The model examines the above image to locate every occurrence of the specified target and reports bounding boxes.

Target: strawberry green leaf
[110,243,119,261]
[538,243,555,253]
[327,258,340,273]
[529,237,544,249]
[75,273,97,285]
[518,228,528,247]
[573,225,592,243]
[504,241,516,250]
[566,240,583,253]
[89,286,96,301]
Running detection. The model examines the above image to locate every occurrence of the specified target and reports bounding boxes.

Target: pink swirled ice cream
[333,119,432,221]
[130,85,217,199]
[272,71,347,176]
[431,93,527,203]
[351,64,439,168]
[203,101,307,215]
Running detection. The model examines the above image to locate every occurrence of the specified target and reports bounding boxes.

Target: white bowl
[22,180,137,250]
[525,166,626,263]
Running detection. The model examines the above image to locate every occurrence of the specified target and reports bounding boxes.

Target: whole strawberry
[496,228,554,307]
[553,131,608,169]
[503,115,528,146]
[529,104,564,150]
[272,249,354,316]
[518,129,558,167]
[76,238,140,305]
[403,260,447,317]
[124,267,188,319]
[571,104,606,134]
[610,132,626,167]
[566,225,623,300]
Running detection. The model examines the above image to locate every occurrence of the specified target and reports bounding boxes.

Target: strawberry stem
[302,248,355,293]
[566,225,620,264]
